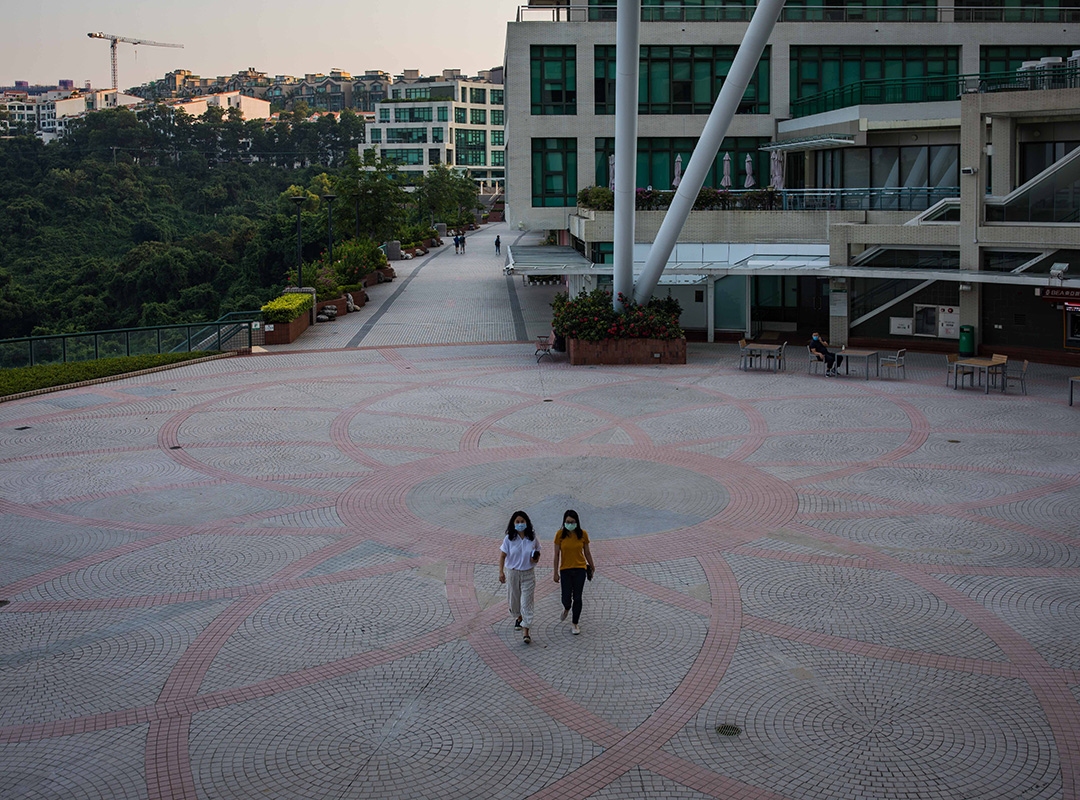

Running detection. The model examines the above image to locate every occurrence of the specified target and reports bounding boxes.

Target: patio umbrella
[720,152,732,189]
[744,153,756,188]
[672,154,683,188]
[769,150,785,190]
[608,154,615,191]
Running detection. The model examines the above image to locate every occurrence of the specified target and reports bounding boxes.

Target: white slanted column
[612,0,641,311]
[633,0,786,306]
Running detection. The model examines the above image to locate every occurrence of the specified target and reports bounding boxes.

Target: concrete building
[2,89,141,140]
[168,91,271,120]
[504,0,1080,363]
[365,70,506,189]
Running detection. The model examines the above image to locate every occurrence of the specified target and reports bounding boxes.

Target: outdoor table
[1070,376,1080,406]
[953,357,1006,394]
[742,343,782,372]
[840,349,879,380]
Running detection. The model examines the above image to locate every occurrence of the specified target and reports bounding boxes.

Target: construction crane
[87,32,184,91]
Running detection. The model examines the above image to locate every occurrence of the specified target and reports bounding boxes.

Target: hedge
[0,352,219,398]
[261,293,314,323]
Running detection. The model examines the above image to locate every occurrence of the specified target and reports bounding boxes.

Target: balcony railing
[0,312,261,370]
[578,187,959,212]
[515,4,1080,23]
[791,66,1080,117]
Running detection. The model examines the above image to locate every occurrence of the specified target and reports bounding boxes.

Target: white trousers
[507,568,536,628]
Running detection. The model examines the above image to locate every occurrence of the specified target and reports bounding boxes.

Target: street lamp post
[322,193,337,265]
[290,196,305,288]
[354,193,360,239]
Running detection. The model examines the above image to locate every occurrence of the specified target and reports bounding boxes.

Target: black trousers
[560,568,587,624]
[819,351,844,370]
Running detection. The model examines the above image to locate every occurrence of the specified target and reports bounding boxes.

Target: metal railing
[791,66,1080,117]
[516,4,1080,23]
[0,311,262,370]
[579,187,960,212]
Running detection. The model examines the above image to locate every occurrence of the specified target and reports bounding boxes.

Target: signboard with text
[1038,286,1080,302]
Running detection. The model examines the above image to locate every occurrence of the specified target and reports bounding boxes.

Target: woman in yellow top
[552,509,595,635]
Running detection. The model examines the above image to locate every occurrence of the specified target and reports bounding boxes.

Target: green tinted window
[532,138,578,206]
[531,45,577,115]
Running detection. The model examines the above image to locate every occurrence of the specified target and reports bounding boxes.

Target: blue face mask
[564,522,577,530]
[812,335,819,340]
[514,522,527,532]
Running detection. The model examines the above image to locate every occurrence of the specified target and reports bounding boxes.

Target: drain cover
[169,446,183,450]
[716,724,741,737]
[0,600,9,608]
[15,426,31,431]
[947,439,961,443]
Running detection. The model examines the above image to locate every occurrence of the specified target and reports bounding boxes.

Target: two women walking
[499,509,596,644]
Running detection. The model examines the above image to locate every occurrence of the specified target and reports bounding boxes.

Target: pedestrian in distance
[495,235,501,255]
[499,510,541,644]
[552,509,595,636]
[460,233,467,253]
[453,235,460,255]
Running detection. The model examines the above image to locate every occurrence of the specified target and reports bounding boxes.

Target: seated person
[810,332,843,376]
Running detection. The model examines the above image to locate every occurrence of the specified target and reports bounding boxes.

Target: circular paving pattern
[0,344,1078,800]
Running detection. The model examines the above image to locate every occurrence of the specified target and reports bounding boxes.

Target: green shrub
[0,352,219,398]
[331,236,387,286]
[551,289,683,342]
[576,185,614,210]
[261,292,314,323]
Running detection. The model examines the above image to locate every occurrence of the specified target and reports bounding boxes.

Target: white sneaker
[572,624,581,635]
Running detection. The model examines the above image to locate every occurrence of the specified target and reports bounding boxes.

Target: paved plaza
[2,222,1080,799]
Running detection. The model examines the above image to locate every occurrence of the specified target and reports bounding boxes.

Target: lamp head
[289,195,305,206]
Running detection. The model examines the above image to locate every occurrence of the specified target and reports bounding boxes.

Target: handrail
[0,312,263,370]
[516,4,1080,23]
[791,66,1080,118]
[578,187,960,212]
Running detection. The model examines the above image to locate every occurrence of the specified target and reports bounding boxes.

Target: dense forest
[0,105,479,340]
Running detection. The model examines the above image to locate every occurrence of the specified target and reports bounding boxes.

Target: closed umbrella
[672,154,683,188]
[720,152,732,189]
[744,153,756,188]
[770,150,785,190]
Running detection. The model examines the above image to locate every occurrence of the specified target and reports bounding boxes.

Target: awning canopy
[760,134,856,152]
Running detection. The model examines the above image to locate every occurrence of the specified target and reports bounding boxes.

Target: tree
[416,164,480,228]
[337,150,408,244]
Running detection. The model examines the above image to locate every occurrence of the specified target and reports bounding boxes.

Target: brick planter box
[263,312,310,345]
[316,297,348,317]
[568,337,686,365]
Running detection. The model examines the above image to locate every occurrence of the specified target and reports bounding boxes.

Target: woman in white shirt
[498,510,540,644]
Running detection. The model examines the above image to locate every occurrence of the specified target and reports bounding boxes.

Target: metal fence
[0,312,262,370]
[516,4,1080,23]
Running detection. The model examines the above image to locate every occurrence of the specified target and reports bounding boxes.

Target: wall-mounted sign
[890,317,913,335]
[1038,286,1080,302]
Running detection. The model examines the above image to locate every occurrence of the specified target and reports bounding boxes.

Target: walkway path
[1,258,1079,798]
[272,222,560,350]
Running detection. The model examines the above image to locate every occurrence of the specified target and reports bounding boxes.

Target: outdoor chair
[989,353,1008,388]
[535,332,556,363]
[880,349,907,379]
[738,339,760,370]
[766,341,788,372]
[807,345,825,375]
[1004,359,1029,395]
[946,353,974,387]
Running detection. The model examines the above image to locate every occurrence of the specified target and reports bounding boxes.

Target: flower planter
[316,297,348,316]
[263,312,310,345]
[567,337,686,366]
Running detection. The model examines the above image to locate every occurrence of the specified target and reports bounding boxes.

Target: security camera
[1049,262,1069,279]
[960,166,977,175]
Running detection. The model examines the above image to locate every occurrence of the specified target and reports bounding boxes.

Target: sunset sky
[2,0,522,88]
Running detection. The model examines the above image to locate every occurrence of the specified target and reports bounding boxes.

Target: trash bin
[959,325,975,357]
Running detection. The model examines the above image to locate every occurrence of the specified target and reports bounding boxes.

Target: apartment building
[168,91,272,120]
[2,89,141,140]
[365,71,506,188]
[504,0,1080,362]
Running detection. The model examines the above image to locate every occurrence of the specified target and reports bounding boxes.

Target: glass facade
[471,108,487,125]
[815,145,959,208]
[382,149,424,165]
[491,89,504,105]
[492,149,505,167]
[531,45,577,115]
[980,45,1078,74]
[455,108,466,123]
[491,109,505,126]
[370,128,381,143]
[395,107,432,123]
[784,0,935,22]
[437,106,448,122]
[378,108,389,122]
[959,1,1080,22]
[455,129,487,166]
[1020,141,1079,183]
[492,130,505,147]
[470,87,487,104]
[387,128,427,144]
[790,46,959,101]
[595,137,769,192]
[532,138,578,206]
[432,127,444,143]
[587,0,755,21]
[595,45,769,115]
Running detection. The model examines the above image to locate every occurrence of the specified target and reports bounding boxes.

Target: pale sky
[2,0,522,89]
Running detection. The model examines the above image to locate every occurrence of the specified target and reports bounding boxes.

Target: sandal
[523,634,531,644]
